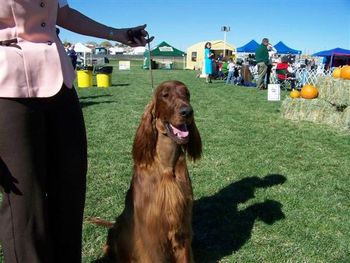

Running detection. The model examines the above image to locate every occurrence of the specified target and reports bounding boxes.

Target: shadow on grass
[79,94,117,108]
[192,173,286,262]
[79,94,113,100]
[91,174,286,263]
[79,100,115,109]
[79,94,116,109]
[110,83,130,87]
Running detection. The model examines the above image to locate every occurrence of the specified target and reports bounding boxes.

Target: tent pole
[183,54,185,70]
[330,54,334,68]
[146,35,154,91]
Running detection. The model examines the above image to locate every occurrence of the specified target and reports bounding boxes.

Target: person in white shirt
[226,59,236,84]
[266,44,277,86]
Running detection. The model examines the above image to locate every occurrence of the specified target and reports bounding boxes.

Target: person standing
[226,59,236,84]
[266,43,277,86]
[204,42,214,83]
[255,38,270,90]
[0,1,153,262]
[66,43,78,69]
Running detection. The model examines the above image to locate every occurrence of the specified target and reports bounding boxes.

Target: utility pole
[221,26,230,57]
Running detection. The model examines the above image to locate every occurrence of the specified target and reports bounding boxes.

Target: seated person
[276,56,296,89]
[240,63,253,86]
[233,65,241,84]
[217,60,226,80]
[221,60,229,79]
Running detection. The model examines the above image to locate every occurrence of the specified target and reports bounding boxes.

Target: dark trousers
[0,86,87,263]
[266,64,273,86]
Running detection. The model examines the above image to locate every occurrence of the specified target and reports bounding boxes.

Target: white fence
[251,66,334,87]
[272,67,333,87]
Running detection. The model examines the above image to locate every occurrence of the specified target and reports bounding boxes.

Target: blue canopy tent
[274,41,302,55]
[237,40,259,53]
[312,47,350,57]
[312,47,350,68]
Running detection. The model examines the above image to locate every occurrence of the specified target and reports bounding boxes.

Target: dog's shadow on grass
[192,173,287,263]
[90,174,286,263]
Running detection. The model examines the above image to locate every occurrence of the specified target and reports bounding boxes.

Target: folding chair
[275,68,296,90]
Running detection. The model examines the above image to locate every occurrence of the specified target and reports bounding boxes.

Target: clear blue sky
[59,0,350,55]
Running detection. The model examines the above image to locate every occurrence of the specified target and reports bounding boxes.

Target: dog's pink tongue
[170,124,189,138]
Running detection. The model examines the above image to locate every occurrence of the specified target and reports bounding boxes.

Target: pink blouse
[0,0,76,98]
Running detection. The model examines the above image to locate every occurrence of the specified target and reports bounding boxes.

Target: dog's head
[133,80,202,165]
[153,80,193,145]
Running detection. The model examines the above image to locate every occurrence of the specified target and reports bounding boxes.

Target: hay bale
[281,97,344,129]
[317,76,350,107]
[342,106,350,130]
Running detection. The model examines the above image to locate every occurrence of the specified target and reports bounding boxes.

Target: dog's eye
[162,92,169,98]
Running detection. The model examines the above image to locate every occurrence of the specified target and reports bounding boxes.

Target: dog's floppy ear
[132,100,157,165]
[184,120,202,162]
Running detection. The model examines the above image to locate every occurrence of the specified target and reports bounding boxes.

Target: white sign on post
[267,84,281,101]
[119,61,130,70]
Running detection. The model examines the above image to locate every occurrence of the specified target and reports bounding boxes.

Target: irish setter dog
[101,80,202,262]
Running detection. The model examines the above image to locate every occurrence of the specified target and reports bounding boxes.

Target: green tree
[86,41,98,47]
[100,41,112,48]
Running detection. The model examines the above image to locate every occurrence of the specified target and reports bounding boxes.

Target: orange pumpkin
[340,65,350,80]
[332,67,342,78]
[290,89,300,98]
[300,84,318,99]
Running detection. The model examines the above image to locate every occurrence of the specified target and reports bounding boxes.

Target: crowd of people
[201,39,325,90]
[201,47,257,87]
[201,39,274,88]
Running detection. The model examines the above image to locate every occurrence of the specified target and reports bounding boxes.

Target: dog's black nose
[180,106,193,117]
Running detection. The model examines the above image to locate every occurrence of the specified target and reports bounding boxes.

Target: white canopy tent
[109,46,125,55]
[74,42,92,66]
[126,46,146,55]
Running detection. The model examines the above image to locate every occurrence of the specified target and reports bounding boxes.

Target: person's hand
[111,24,154,47]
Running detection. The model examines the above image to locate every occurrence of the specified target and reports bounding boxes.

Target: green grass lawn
[1,60,349,263]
